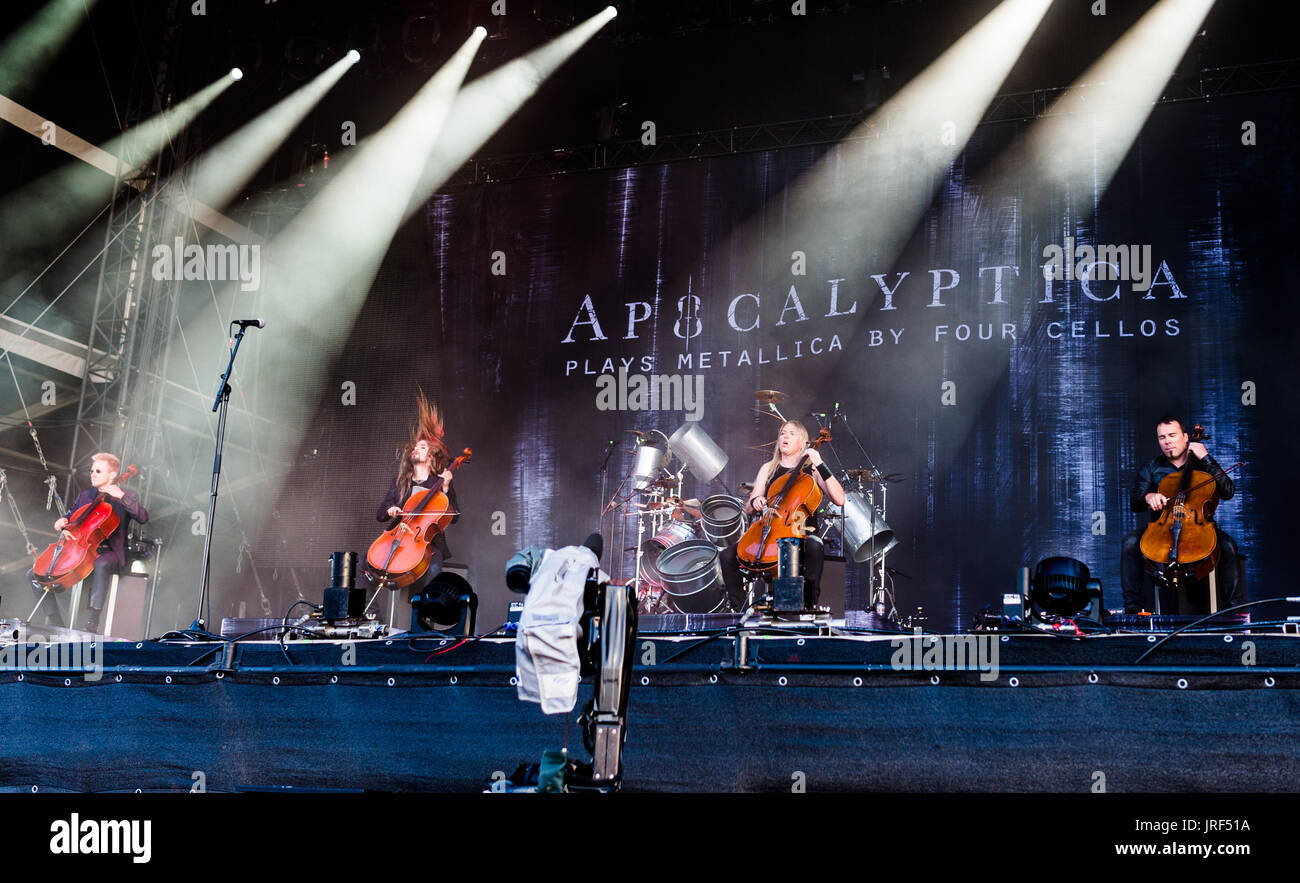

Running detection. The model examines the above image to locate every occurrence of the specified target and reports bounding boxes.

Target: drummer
[719,420,846,610]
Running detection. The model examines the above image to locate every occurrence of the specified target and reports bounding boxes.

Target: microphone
[810,411,827,419]
[232,319,265,329]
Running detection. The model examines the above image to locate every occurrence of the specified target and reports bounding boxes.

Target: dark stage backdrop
[264,90,1298,633]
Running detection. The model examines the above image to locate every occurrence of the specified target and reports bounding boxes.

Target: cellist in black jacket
[1121,416,1239,613]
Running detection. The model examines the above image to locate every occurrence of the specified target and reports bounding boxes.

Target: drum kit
[600,423,740,615]
[600,390,901,617]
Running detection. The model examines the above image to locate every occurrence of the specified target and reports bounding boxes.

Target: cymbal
[645,497,702,512]
[844,469,905,484]
[754,389,788,404]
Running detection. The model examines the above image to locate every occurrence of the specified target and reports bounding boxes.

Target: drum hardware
[772,536,804,612]
[813,404,901,621]
[631,502,651,609]
[753,389,788,422]
[638,521,724,615]
[604,426,717,614]
[843,469,904,484]
[666,422,728,483]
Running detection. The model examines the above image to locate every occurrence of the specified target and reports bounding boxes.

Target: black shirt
[377,475,460,559]
[1129,452,1234,522]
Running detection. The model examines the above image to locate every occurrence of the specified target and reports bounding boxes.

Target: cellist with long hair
[369,390,461,607]
[719,419,845,610]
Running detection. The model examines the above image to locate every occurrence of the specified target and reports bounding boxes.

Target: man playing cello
[28,452,148,633]
[1121,416,1240,613]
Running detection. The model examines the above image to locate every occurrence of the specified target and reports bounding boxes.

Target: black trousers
[27,556,118,628]
[1121,525,1241,613]
[720,535,825,610]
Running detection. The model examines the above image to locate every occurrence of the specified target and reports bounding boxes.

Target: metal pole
[193,379,231,631]
[192,324,258,632]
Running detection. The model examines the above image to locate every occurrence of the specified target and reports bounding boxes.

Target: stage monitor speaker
[104,574,148,640]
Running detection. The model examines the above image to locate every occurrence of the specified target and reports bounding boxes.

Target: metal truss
[63,0,186,507]
[66,180,160,478]
[444,57,1300,188]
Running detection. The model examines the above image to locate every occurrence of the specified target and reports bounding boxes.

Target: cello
[32,464,138,592]
[366,447,471,589]
[1138,425,1223,587]
[737,428,832,573]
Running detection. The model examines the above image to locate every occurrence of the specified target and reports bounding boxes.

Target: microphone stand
[191,322,257,635]
[597,439,617,568]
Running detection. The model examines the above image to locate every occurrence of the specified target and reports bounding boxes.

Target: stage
[4,624,1298,793]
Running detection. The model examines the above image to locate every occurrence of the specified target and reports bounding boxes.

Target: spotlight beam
[991,0,1218,206]
[177,53,358,214]
[259,30,486,341]
[0,0,101,102]
[783,0,1054,286]
[667,0,1052,435]
[0,72,246,264]
[916,0,1220,513]
[407,6,619,221]
[153,52,361,251]
[223,12,616,541]
[174,31,487,496]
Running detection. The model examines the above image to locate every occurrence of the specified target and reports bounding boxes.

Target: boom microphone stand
[191,319,262,634]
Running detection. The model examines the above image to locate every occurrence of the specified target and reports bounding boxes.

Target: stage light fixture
[411,572,478,634]
[230,67,243,81]
[1030,557,1103,618]
[606,5,617,17]
[347,49,361,63]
